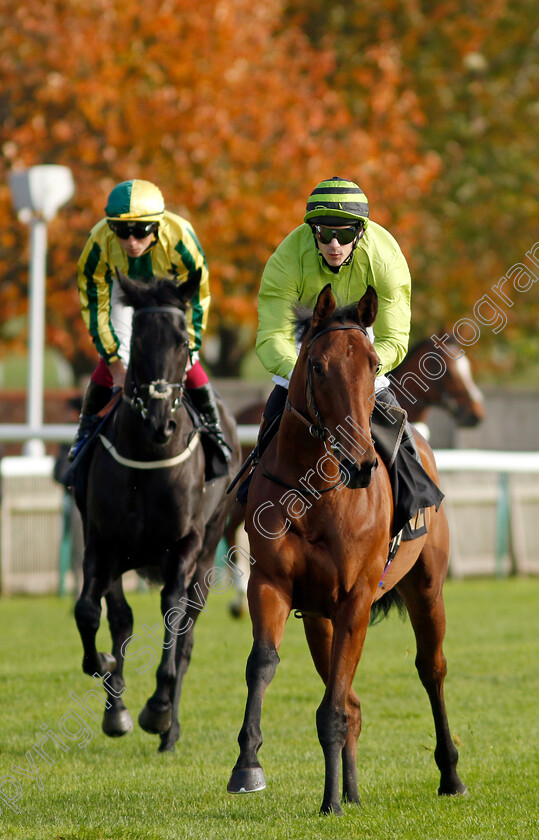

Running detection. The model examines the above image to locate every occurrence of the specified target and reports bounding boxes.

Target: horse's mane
[119,275,190,311]
[294,300,364,343]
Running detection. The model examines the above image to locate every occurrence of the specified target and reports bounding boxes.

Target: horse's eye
[375,363,382,374]
[311,361,323,376]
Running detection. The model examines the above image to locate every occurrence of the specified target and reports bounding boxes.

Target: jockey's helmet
[105,180,165,222]
[303,177,369,227]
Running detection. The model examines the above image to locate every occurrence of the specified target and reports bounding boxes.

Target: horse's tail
[369,588,407,625]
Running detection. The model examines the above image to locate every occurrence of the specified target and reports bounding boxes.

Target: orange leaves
[2,0,531,378]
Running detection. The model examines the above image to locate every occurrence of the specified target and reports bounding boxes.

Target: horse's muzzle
[458,410,483,428]
[144,415,177,444]
[339,457,378,489]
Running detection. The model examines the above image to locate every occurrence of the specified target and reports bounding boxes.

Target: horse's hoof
[320,802,343,817]
[138,703,172,735]
[102,709,134,737]
[227,766,266,794]
[439,781,468,797]
[158,738,176,753]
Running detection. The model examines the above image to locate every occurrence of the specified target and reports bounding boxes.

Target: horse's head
[393,334,485,427]
[116,267,201,444]
[293,284,380,489]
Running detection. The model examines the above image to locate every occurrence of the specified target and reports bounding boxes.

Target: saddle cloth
[371,401,444,541]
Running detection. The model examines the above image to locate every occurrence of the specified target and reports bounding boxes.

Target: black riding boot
[67,381,113,461]
[189,384,232,461]
[236,384,288,504]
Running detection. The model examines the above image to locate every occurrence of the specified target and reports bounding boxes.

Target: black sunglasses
[108,221,158,240]
[313,224,361,245]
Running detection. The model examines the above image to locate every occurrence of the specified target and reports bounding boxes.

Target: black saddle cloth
[182,393,229,482]
[371,401,444,539]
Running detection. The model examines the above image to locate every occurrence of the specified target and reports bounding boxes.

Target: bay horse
[73,269,240,752]
[224,330,484,612]
[389,335,484,427]
[227,284,466,814]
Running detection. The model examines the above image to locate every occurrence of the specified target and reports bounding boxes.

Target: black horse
[73,269,240,752]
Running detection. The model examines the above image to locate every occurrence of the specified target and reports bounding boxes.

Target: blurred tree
[285,0,539,379]
[0,0,437,377]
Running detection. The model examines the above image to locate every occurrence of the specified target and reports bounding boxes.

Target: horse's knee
[316,701,348,749]
[74,596,101,631]
[246,643,280,686]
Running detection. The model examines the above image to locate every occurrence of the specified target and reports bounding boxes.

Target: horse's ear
[177,268,202,306]
[357,286,378,328]
[115,267,130,290]
[312,283,336,327]
[115,267,142,307]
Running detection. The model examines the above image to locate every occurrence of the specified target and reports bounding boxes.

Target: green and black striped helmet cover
[304,177,369,224]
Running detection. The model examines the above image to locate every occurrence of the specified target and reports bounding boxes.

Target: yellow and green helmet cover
[105,179,165,222]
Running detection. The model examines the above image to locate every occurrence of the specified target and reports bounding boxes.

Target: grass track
[0,577,537,839]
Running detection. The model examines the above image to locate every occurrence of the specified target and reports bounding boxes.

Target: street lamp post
[8,165,75,456]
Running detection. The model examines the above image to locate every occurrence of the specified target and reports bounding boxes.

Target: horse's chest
[93,471,201,541]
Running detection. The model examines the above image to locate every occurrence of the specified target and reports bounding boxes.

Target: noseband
[124,305,190,420]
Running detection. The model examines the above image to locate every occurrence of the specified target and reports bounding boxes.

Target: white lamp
[8,165,75,456]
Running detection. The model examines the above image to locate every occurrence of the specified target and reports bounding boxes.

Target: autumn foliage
[0,0,537,379]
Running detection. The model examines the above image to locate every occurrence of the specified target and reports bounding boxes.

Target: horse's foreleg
[227,578,289,795]
[303,616,362,807]
[398,539,467,797]
[74,539,115,677]
[158,618,195,752]
[316,586,372,816]
[139,534,203,741]
[100,578,134,737]
[158,557,212,753]
[227,641,279,794]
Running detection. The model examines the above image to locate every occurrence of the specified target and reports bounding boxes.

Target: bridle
[261,321,377,495]
[123,305,190,421]
[286,323,370,446]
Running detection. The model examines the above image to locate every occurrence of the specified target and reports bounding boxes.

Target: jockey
[240,176,443,530]
[256,176,414,447]
[69,178,230,467]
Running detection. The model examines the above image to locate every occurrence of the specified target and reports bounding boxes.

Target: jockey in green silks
[238,176,443,535]
[69,179,230,474]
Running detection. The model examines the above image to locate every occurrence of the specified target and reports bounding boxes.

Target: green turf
[0,578,537,839]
